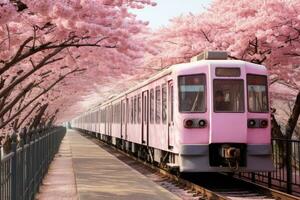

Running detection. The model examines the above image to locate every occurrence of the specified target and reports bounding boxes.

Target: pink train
[71,51,273,172]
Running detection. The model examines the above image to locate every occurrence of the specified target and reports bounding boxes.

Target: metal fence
[0,126,66,200]
[240,138,300,196]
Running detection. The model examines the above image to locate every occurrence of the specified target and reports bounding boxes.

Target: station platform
[38,129,180,200]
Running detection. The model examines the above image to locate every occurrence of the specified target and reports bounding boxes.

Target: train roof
[96,59,266,110]
[78,51,268,116]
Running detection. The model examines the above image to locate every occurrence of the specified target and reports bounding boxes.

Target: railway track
[81,131,299,200]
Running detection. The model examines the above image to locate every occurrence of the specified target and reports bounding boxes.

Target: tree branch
[0,68,82,129]
[0,81,35,117]
[0,46,65,98]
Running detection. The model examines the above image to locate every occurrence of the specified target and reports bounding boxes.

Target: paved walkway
[36,133,78,200]
[37,130,180,200]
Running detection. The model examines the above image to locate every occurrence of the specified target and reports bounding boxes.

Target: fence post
[0,144,2,200]
[268,172,271,188]
[286,139,292,194]
[19,128,26,200]
[11,132,17,200]
[251,172,255,182]
[31,131,36,198]
[26,131,31,200]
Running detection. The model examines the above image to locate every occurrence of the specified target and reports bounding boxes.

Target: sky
[132,0,212,29]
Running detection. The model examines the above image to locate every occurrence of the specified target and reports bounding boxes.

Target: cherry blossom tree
[150,0,300,139]
[0,0,156,134]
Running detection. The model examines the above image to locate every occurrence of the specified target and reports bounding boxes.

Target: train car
[71,51,273,172]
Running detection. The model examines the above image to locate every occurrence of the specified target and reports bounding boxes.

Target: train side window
[118,103,121,123]
[143,94,147,123]
[119,104,120,123]
[155,86,161,124]
[116,105,118,123]
[118,103,120,123]
[119,103,121,123]
[134,96,137,124]
[131,98,133,124]
[126,99,129,124]
[170,84,174,122]
[138,94,141,123]
[100,110,102,123]
[116,104,118,123]
[110,107,112,123]
[119,104,121,123]
[114,105,116,123]
[122,102,126,123]
[150,89,154,124]
[112,106,114,123]
[109,107,111,123]
[104,110,106,123]
[106,108,108,123]
[162,84,167,124]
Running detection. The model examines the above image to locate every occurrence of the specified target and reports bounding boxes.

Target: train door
[110,105,113,136]
[121,99,126,139]
[126,98,129,140]
[142,91,149,145]
[105,107,109,135]
[168,81,175,149]
[98,110,101,133]
[104,108,107,134]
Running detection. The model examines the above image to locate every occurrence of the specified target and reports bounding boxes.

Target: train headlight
[198,119,207,128]
[184,119,194,128]
[248,119,256,128]
[248,119,268,128]
[260,119,268,128]
[184,119,207,128]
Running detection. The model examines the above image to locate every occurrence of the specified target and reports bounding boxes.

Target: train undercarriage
[81,129,273,173]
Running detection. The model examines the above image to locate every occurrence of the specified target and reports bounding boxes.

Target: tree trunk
[271,111,284,138]
[30,104,48,129]
[285,91,300,139]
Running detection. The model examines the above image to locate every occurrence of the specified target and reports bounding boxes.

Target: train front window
[247,75,269,112]
[213,79,244,112]
[178,74,206,112]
